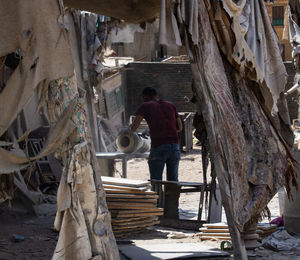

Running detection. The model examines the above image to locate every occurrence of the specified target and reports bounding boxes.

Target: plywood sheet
[112,217,159,226]
[199,228,229,233]
[202,223,228,229]
[107,202,157,209]
[198,233,231,237]
[103,184,149,191]
[200,236,232,241]
[113,211,164,218]
[101,176,150,188]
[113,221,160,230]
[106,198,157,204]
[106,194,159,199]
[105,189,156,195]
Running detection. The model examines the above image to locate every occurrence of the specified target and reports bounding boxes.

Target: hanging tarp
[0,0,74,137]
[159,0,296,258]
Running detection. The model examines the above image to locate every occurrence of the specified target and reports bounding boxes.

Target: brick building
[264,0,293,61]
[123,62,194,121]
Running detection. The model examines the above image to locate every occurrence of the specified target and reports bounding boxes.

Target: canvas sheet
[0,99,77,174]
[0,0,74,137]
[159,0,293,235]
[159,0,287,114]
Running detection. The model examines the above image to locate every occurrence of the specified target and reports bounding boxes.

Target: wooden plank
[103,184,149,191]
[106,194,159,199]
[113,211,164,218]
[257,223,277,231]
[113,227,147,233]
[113,221,160,231]
[105,189,156,195]
[199,228,230,233]
[106,198,157,204]
[198,233,231,237]
[111,208,164,214]
[203,223,228,229]
[114,228,146,236]
[107,202,157,208]
[101,176,150,188]
[108,205,158,210]
[111,216,155,223]
[199,236,231,241]
[112,217,159,226]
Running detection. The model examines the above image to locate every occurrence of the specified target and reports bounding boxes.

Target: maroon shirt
[136,100,179,147]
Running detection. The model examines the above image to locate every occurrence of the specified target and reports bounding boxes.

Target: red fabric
[136,100,179,147]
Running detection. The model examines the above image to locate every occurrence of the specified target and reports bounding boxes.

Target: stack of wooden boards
[198,223,231,241]
[256,223,278,238]
[101,176,163,238]
[198,222,277,241]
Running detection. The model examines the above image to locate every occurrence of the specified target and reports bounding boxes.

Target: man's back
[136,100,179,147]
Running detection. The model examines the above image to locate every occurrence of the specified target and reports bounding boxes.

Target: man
[130,87,182,181]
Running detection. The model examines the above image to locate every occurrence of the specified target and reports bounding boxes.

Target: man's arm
[176,116,183,132]
[130,115,144,132]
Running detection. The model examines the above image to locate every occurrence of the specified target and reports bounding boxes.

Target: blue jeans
[148,143,180,181]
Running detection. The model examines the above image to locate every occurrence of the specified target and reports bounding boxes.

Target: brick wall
[124,62,194,120]
[124,61,298,123]
[284,62,299,121]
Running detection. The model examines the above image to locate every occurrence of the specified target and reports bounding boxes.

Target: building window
[272,6,284,26]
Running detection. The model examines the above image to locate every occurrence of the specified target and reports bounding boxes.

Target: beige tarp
[224,0,287,114]
[0,99,77,174]
[63,0,160,23]
[0,0,75,174]
[0,0,74,137]
[159,0,294,257]
[159,0,287,114]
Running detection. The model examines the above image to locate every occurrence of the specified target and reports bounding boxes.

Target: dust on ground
[0,147,298,259]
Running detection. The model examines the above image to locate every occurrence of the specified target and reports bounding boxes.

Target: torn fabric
[0,0,74,137]
[0,99,77,174]
[159,0,287,114]
[159,1,295,258]
[46,75,119,260]
[222,0,287,114]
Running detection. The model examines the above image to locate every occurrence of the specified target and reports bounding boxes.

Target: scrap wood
[13,175,43,205]
[197,232,231,238]
[105,188,156,195]
[110,208,164,214]
[113,224,158,233]
[200,236,232,241]
[111,216,152,224]
[106,198,157,203]
[113,219,159,230]
[203,223,228,229]
[101,176,150,188]
[107,202,157,209]
[103,184,149,191]
[199,228,230,233]
[112,221,160,231]
[112,217,159,226]
[112,211,163,218]
[106,193,159,199]
[103,177,162,238]
[199,222,277,241]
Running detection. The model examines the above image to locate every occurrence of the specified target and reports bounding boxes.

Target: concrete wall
[124,62,194,121]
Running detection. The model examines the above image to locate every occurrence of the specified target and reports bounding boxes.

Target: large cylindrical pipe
[116,130,150,154]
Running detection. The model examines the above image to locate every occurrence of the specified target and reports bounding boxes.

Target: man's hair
[142,87,157,97]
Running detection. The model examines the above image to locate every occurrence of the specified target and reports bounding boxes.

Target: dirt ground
[0,146,299,259]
